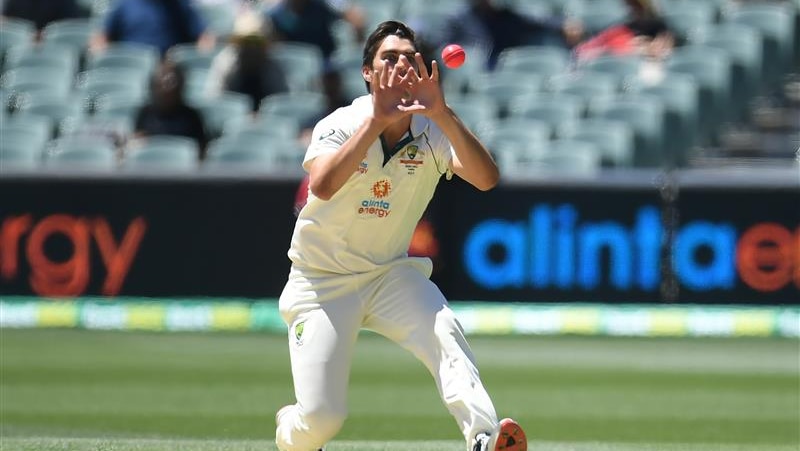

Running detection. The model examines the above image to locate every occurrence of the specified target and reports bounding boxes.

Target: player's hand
[371,59,419,126]
[400,53,445,117]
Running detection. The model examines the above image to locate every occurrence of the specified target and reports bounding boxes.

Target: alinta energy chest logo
[359,179,392,218]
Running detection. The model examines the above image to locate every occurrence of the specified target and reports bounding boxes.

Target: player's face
[364,35,418,86]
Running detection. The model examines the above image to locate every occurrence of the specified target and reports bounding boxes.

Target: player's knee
[303,406,346,442]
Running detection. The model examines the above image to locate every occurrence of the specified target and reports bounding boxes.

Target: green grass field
[1,329,798,450]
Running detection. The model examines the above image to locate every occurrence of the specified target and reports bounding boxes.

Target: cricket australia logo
[294,321,306,346]
[399,144,424,175]
[359,179,392,218]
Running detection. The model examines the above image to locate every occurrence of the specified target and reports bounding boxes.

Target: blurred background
[0,1,798,448]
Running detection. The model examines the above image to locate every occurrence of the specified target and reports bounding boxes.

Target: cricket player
[275,20,528,451]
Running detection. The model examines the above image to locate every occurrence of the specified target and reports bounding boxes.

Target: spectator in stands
[133,60,208,159]
[90,0,216,57]
[439,0,584,69]
[298,68,349,145]
[204,9,289,112]
[575,0,675,63]
[266,0,365,62]
[2,0,87,38]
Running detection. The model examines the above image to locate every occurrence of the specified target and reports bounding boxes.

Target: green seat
[698,23,762,120]
[630,73,699,168]
[166,43,222,72]
[17,94,85,138]
[509,93,583,137]
[483,117,551,166]
[87,43,159,79]
[1,67,74,99]
[229,114,300,140]
[93,92,145,121]
[560,118,634,168]
[662,5,716,43]
[552,71,618,115]
[591,95,665,167]
[666,46,732,144]
[536,139,602,175]
[44,136,117,171]
[124,139,197,172]
[259,91,327,127]
[439,45,490,95]
[578,55,642,91]
[0,18,35,69]
[447,94,500,137]
[5,43,79,76]
[270,42,324,93]
[730,3,796,85]
[468,72,544,118]
[197,91,251,138]
[495,46,570,81]
[41,18,95,55]
[77,68,149,110]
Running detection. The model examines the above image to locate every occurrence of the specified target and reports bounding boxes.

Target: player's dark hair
[361,21,418,91]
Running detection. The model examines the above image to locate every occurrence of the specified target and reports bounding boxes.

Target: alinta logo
[372,180,391,199]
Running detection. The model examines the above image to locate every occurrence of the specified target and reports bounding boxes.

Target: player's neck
[382,116,412,149]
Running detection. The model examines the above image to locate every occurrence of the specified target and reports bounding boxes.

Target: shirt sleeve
[425,127,454,180]
[302,112,351,172]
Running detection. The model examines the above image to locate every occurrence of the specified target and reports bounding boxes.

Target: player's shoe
[473,418,527,451]
[275,405,325,451]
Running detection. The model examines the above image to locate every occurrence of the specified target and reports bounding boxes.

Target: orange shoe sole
[495,418,527,451]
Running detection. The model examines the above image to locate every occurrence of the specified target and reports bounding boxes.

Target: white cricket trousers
[275,259,498,451]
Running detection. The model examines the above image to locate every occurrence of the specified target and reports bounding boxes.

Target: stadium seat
[666,46,732,144]
[0,18,35,69]
[196,2,236,37]
[41,18,95,56]
[509,93,583,137]
[76,68,149,111]
[468,71,544,118]
[698,23,762,121]
[446,93,500,137]
[501,138,602,178]
[87,43,159,79]
[629,73,699,168]
[270,42,324,93]
[1,66,74,100]
[44,136,117,171]
[204,139,278,170]
[229,114,301,140]
[166,43,222,72]
[661,3,716,43]
[0,125,48,169]
[17,94,85,138]
[729,3,796,85]
[123,138,197,172]
[483,117,551,165]
[259,91,327,127]
[591,95,665,167]
[559,118,634,167]
[578,55,642,91]
[4,43,80,76]
[536,139,602,175]
[551,71,618,115]
[197,91,251,139]
[93,92,146,122]
[495,46,571,82]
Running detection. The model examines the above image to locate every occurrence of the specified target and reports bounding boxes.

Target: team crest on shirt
[358,161,368,174]
[294,320,306,346]
[358,179,392,218]
[399,144,425,175]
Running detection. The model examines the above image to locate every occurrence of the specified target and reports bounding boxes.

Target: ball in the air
[441,44,466,69]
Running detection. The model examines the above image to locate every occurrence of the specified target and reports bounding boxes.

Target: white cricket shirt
[288,95,454,275]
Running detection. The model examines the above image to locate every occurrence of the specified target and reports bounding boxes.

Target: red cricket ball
[441,44,466,69]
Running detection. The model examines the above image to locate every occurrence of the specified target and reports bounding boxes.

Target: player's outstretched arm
[403,53,500,191]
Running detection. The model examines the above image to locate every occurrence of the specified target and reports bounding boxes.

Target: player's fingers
[430,60,439,82]
[414,53,430,79]
[379,61,389,89]
[403,66,419,85]
[388,60,400,88]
